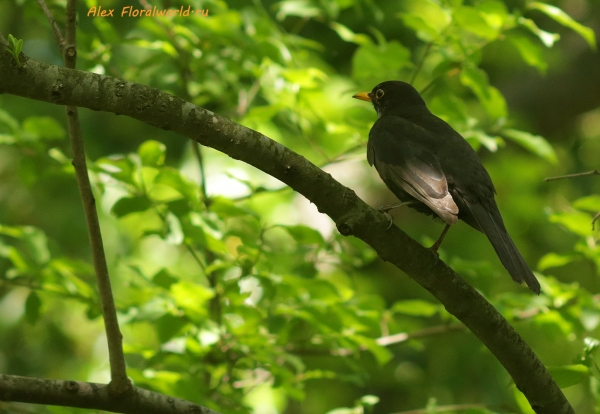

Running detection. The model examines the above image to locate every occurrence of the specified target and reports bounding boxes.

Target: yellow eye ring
[375,89,384,99]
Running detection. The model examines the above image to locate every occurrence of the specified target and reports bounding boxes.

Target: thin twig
[295,324,466,358]
[410,41,434,85]
[36,0,65,50]
[592,211,600,230]
[191,142,210,207]
[37,0,131,394]
[67,76,131,395]
[545,170,600,230]
[236,79,261,117]
[419,76,443,96]
[63,0,76,62]
[545,170,600,182]
[376,324,464,347]
[65,0,130,394]
[390,403,488,414]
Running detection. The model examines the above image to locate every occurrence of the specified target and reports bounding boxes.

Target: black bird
[353,81,540,294]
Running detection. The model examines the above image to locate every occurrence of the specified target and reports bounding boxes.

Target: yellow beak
[352,92,372,102]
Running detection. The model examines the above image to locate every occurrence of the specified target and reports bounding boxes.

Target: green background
[1,0,600,412]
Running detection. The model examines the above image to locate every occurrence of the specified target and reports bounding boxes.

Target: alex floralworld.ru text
[87,6,209,17]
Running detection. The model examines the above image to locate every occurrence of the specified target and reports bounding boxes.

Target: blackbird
[353,81,540,294]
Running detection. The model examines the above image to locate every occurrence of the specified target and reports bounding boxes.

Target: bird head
[353,81,429,117]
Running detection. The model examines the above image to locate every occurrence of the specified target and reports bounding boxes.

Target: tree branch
[36,0,131,393]
[0,49,574,414]
[0,375,219,414]
[36,0,65,50]
[376,324,465,347]
[545,169,600,181]
[392,403,488,414]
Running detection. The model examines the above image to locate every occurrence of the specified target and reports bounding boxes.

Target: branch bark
[34,0,131,393]
[0,48,574,414]
[0,375,219,414]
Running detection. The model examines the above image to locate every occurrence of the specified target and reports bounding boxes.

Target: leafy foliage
[0,0,599,413]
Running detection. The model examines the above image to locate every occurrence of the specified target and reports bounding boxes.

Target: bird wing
[368,117,459,225]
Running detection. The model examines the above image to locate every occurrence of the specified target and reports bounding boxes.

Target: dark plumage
[353,81,540,294]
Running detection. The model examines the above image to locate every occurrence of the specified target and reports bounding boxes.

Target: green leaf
[170,281,214,320]
[509,35,547,73]
[21,226,50,266]
[326,409,353,414]
[25,291,42,324]
[7,34,23,66]
[573,195,600,212]
[360,395,380,406]
[501,128,557,163]
[210,197,254,218]
[536,310,574,337]
[129,39,178,58]
[392,300,439,317]
[429,92,469,124]
[512,384,536,414]
[330,22,371,45]
[462,130,501,152]
[584,337,600,358]
[155,313,187,343]
[138,140,166,167]
[154,168,198,202]
[96,155,137,187]
[547,364,589,388]
[0,109,20,134]
[399,0,451,42]
[477,0,509,29]
[283,224,324,245]
[274,0,323,20]
[460,66,507,120]
[164,212,184,245]
[537,252,576,271]
[454,6,499,40]
[518,17,560,48]
[22,117,65,141]
[111,196,152,218]
[282,68,328,88]
[550,211,594,237]
[352,41,412,83]
[349,335,393,365]
[528,2,596,50]
[153,269,179,289]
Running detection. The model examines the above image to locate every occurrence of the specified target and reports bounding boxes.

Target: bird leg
[378,200,419,214]
[377,201,419,230]
[430,224,451,252]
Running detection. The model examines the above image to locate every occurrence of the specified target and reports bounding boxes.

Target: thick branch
[0,375,219,414]
[0,50,574,414]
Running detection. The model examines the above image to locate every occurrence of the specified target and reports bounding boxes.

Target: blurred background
[1,0,600,413]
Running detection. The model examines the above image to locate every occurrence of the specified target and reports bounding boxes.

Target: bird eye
[375,89,384,99]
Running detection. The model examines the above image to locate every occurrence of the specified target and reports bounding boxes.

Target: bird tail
[468,202,540,295]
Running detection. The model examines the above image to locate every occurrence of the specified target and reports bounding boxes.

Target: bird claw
[383,211,394,230]
[377,201,418,230]
[428,245,440,262]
